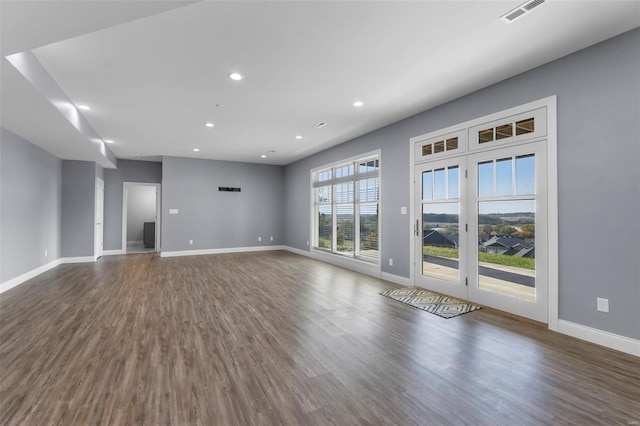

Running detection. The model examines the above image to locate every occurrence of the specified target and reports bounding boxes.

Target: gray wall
[126,185,156,242]
[162,156,284,252]
[103,160,162,250]
[284,28,640,339]
[61,160,95,258]
[0,128,62,282]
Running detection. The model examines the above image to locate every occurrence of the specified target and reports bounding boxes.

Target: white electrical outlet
[400,207,407,215]
[189,239,193,245]
[44,249,48,257]
[270,236,273,241]
[389,258,393,266]
[596,298,609,313]
[306,240,309,246]
[258,236,262,242]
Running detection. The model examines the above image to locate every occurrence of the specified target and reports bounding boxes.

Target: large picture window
[312,153,380,263]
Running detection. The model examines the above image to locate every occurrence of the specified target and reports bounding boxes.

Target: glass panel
[433,168,446,200]
[434,141,445,154]
[446,137,458,151]
[515,118,535,135]
[359,202,378,262]
[334,182,354,203]
[496,158,513,197]
[358,177,379,202]
[317,185,331,204]
[317,204,332,250]
[516,154,535,196]
[478,200,535,301]
[422,171,433,201]
[479,128,494,144]
[495,124,513,140]
[448,166,459,199]
[336,204,354,254]
[478,161,493,198]
[317,169,332,182]
[422,144,432,156]
[422,203,460,282]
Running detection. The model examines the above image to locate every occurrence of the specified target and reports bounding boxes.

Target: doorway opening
[122,182,161,254]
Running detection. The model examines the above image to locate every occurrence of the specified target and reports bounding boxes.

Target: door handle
[415,219,420,237]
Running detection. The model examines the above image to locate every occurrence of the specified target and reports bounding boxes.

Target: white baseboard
[0,259,62,294]
[103,249,125,256]
[160,245,286,258]
[557,320,640,357]
[285,247,410,286]
[0,256,98,294]
[60,256,96,264]
[380,272,412,287]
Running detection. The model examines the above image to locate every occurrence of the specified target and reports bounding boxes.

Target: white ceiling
[2,1,639,166]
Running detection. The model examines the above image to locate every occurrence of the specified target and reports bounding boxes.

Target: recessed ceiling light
[193,148,200,152]
[229,72,243,81]
[104,139,114,144]
[353,101,364,107]
[295,135,302,139]
[78,105,91,111]
[260,154,267,158]
[204,122,214,128]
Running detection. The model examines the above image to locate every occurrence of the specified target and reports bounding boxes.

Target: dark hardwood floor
[1,251,639,425]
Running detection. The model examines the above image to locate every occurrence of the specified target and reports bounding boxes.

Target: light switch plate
[169,209,179,214]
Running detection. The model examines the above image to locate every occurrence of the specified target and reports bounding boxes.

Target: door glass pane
[422,203,459,282]
[448,166,459,199]
[516,154,535,195]
[433,168,446,200]
[478,161,493,197]
[422,171,433,200]
[317,204,332,250]
[477,200,535,301]
[359,203,378,262]
[336,204,354,254]
[496,158,513,196]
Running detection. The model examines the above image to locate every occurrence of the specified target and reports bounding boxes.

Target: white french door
[414,157,468,300]
[414,142,548,322]
[467,141,547,322]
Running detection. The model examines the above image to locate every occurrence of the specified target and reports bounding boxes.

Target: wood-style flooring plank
[1,251,639,425]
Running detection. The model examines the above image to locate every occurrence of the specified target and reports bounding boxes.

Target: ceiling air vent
[500,0,546,23]
[313,122,327,128]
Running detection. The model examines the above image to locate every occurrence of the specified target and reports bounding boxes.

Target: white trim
[103,249,125,256]
[160,245,286,258]
[95,177,104,260]
[0,259,62,294]
[546,97,559,331]
[60,256,96,264]
[310,149,381,174]
[380,272,412,287]
[557,320,640,357]
[285,246,381,280]
[0,256,96,294]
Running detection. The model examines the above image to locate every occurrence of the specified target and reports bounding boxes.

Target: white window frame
[310,150,382,265]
